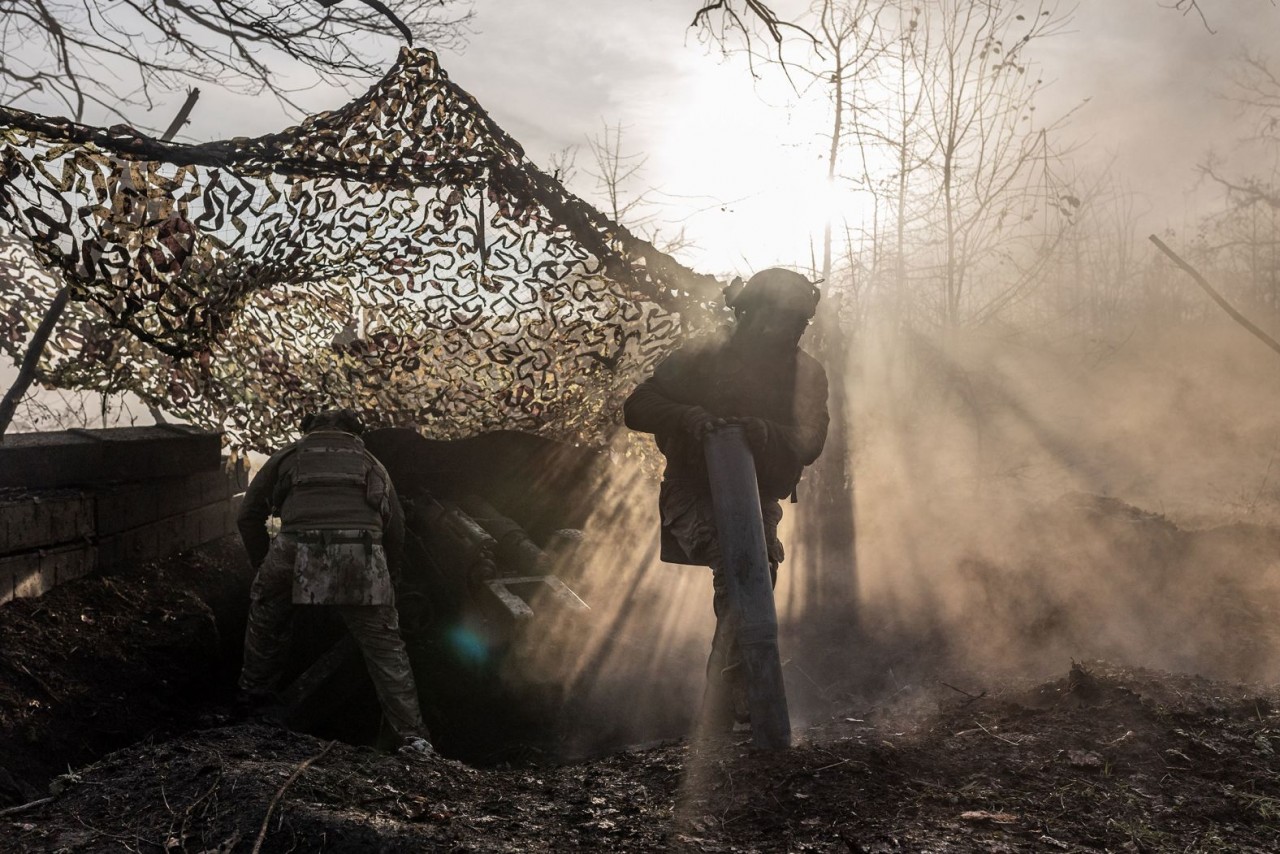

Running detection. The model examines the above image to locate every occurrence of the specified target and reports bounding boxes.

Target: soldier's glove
[732,417,770,455]
[680,406,726,441]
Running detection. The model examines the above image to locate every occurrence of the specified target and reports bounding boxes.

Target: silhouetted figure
[624,268,829,732]
[237,408,432,754]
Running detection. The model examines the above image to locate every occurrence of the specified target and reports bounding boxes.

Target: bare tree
[805,0,889,288]
[546,144,580,187]
[587,122,653,226]
[788,0,890,628]
[0,0,473,124]
[1055,171,1147,335]
[1200,51,1280,212]
[841,1,932,317]
[583,121,692,258]
[690,0,1215,57]
[901,0,1078,325]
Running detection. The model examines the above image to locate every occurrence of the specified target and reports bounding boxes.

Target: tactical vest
[277,430,386,533]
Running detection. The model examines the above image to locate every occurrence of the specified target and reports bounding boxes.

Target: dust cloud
[806,317,1280,691]
[529,315,1280,750]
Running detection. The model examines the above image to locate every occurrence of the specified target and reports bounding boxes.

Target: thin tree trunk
[0,286,71,439]
[797,29,859,652]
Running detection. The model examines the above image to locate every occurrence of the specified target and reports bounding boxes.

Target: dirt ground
[2,508,1280,852]
[0,537,252,807]
[4,662,1278,853]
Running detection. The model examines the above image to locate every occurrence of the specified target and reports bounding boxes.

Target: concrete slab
[0,544,97,605]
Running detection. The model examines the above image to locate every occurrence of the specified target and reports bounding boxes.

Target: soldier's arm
[623,351,704,436]
[237,451,284,570]
[752,360,830,497]
[380,471,406,573]
[774,359,830,467]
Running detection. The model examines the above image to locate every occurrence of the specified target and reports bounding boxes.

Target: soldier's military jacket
[238,429,405,605]
[623,333,829,501]
[623,333,829,566]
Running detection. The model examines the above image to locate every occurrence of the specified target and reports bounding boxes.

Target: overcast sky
[13,0,1280,275]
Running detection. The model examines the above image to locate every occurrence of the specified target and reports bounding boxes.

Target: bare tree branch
[1162,0,1216,34]
[0,0,473,121]
[1151,233,1280,358]
[1200,162,1280,211]
[691,0,819,77]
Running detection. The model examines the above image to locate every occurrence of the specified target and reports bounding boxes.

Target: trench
[0,537,252,805]
[0,427,692,805]
[0,535,688,809]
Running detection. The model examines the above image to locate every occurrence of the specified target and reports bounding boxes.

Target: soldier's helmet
[724,267,820,319]
[300,408,365,435]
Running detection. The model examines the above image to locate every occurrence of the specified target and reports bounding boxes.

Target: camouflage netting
[0,48,722,451]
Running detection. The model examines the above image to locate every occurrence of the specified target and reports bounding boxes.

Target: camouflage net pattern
[0,48,721,451]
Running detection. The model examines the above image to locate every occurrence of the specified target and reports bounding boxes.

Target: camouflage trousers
[239,534,427,740]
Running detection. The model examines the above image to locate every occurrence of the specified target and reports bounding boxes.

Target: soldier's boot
[698,612,741,736]
[400,735,435,756]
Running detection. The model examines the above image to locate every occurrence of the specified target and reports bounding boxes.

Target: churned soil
[0,537,253,807]
[3,662,1278,852]
[2,513,1280,852]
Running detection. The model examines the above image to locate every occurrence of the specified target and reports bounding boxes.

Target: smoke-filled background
[496,2,1280,749]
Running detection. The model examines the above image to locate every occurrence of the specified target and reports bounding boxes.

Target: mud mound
[7,722,684,853]
[0,537,252,805]
[682,662,1280,853]
[6,662,1278,853]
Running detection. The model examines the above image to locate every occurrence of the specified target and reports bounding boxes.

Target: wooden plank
[0,494,94,556]
[0,544,97,605]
